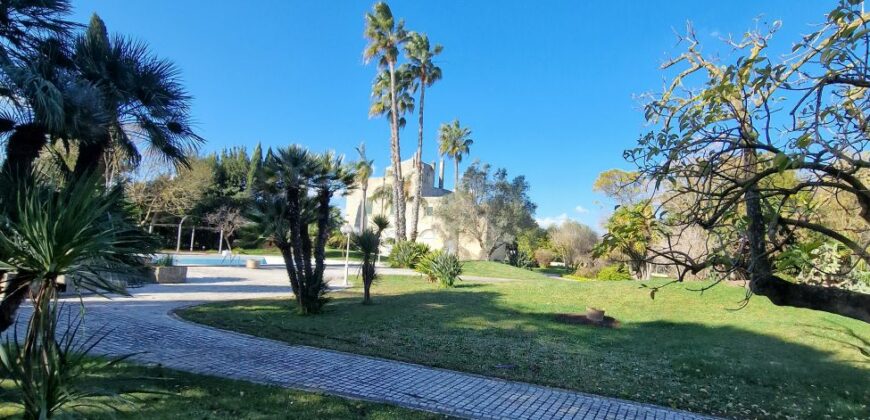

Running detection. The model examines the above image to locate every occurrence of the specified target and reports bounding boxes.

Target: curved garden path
[15,265,714,420]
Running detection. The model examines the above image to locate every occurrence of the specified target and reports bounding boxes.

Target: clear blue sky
[73,1,825,229]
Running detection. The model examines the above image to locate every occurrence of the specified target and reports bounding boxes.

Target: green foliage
[533,249,555,268]
[248,146,356,315]
[595,201,657,279]
[596,264,633,281]
[388,241,430,268]
[0,311,126,419]
[353,228,381,304]
[416,251,463,287]
[505,242,533,269]
[516,227,551,259]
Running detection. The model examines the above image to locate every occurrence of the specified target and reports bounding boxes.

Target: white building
[345,157,483,258]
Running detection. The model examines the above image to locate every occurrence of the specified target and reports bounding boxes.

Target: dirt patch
[554,313,621,328]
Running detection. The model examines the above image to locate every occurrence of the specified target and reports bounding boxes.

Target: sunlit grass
[181,275,870,419]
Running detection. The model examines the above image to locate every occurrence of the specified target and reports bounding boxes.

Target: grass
[460,261,550,280]
[180,275,870,419]
[0,360,443,419]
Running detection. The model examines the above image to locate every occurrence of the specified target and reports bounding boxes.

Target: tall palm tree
[364,1,409,241]
[354,142,374,229]
[404,32,442,242]
[70,14,202,177]
[438,119,473,190]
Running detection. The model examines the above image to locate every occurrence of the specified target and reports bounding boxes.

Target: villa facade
[345,157,483,258]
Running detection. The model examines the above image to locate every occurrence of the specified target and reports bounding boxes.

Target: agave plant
[417,250,463,287]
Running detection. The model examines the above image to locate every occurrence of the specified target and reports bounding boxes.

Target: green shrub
[596,264,633,281]
[416,251,463,287]
[389,241,430,268]
[533,249,555,268]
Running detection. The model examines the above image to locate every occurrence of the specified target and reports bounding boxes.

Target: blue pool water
[156,254,267,267]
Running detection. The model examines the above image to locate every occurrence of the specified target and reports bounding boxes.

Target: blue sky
[73,1,826,229]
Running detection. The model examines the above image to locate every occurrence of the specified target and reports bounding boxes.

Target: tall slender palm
[438,119,473,190]
[364,1,409,241]
[70,14,202,177]
[354,142,374,229]
[404,32,442,242]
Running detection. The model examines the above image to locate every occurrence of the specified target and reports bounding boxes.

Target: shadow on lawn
[183,282,870,419]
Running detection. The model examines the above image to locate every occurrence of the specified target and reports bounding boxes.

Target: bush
[533,249,555,268]
[573,265,600,279]
[596,264,633,281]
[388,241,430,268]
[417,251,463,287]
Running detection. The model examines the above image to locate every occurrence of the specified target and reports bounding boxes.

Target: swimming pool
[155,254,268,267]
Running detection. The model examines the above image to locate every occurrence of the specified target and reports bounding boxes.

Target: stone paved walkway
[13,266,714,420]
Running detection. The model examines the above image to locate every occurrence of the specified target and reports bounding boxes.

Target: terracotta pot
[586,307,605,322]
[153,266,187,284]
[246,259,261,269]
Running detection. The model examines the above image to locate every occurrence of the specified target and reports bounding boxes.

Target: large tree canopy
[626,1,870,322]
[436,162,536,259]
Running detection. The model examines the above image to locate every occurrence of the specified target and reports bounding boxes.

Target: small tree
[354,217,388,305]
[549,220,599,269]
[595,202,658,280]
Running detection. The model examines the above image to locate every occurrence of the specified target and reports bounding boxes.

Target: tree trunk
[2,124,47,177]
[360,186,368,230]
[454,158,460,191]
[218,229,224,253]
[73,141,107,178]
[175,216,187,252]
[313,189,331,282]
[190,226,196,252]
[438,157,445,189]
[387,61,406,241]
[410,82,427,242]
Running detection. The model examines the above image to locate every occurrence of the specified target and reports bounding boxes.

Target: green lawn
[0,360,442,419]
[460,261,551,280]
[180,275,870,419]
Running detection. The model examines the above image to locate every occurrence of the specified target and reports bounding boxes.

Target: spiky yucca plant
[0,172,157,418]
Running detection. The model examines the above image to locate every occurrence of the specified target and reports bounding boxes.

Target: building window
[425,206,434,216]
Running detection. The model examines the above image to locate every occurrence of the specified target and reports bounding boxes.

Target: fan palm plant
[364,1,409,241]
[251,146,354,315]
[354,215,388,304]
[404,32,443,242]
[438,119,473,190]
[70,14,202,176]
[354,142,374,229]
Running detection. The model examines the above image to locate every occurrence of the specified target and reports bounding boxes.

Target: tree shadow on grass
[179,282,870,419]
[0,362,442,419]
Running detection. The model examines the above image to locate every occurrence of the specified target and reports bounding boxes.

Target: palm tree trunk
[2,124,47,177]
[360,186,367,229]
[438,156,445,188]
[74,140,107,178]
[454,158,460,191]
[313,189,331,282]
[387,61,406,241]
[410,82,426,242]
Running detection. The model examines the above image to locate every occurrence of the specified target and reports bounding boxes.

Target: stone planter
[246,259,261,269]
[152,266,188,284]
[586,307,605,323]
